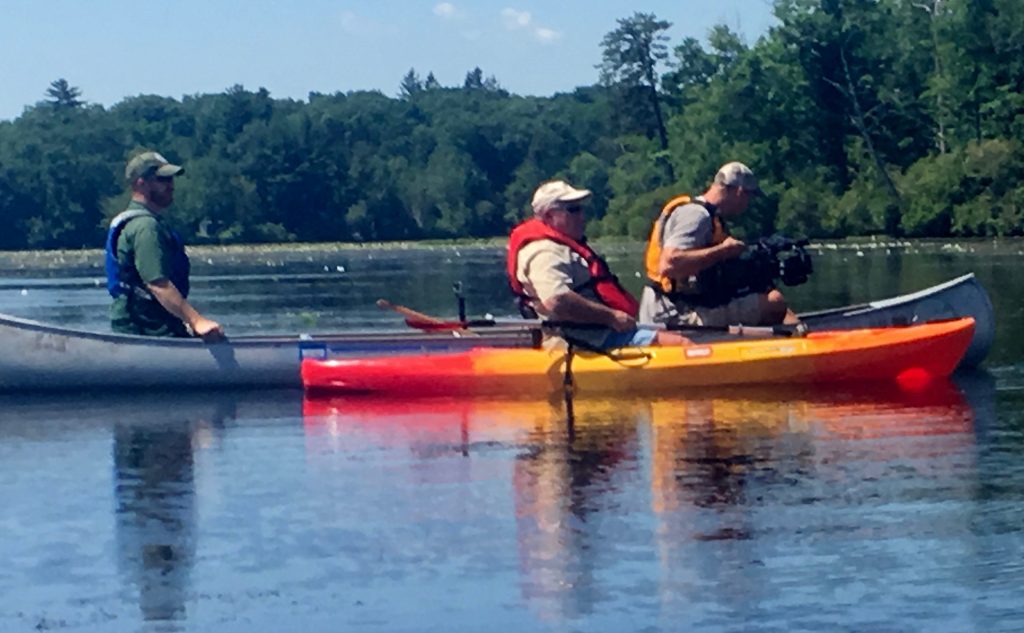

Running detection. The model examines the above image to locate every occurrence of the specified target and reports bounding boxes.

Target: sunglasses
[556,203,585,214]
[152,175,174,183]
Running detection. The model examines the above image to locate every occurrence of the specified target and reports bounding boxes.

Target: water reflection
[512,399,644,621]
[303,380,979,623]
[0,390,300,631]
[112,398,238,625]
[647,381,977,623]
[2,369,1014,630]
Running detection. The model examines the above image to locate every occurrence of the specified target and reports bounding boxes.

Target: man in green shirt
[105,151,223,339]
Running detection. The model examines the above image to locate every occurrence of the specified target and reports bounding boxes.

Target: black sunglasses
[556,203,585,214]
[153,175,174,183]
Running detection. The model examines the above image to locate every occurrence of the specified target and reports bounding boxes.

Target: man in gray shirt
[639,162,796,327]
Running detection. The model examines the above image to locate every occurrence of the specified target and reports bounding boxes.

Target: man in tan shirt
[507,180,689,349]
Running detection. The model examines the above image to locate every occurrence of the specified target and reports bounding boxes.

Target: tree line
[0,0,1022,251]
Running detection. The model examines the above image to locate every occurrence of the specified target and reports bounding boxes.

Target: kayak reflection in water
[303,381,978,623]
[647,381,976,615]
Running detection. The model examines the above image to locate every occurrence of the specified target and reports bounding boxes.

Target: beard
[149,187,174,210]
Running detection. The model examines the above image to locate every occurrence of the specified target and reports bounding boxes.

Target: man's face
[142,174,175,210]
[717,186,752,218]
[541,201,587,240]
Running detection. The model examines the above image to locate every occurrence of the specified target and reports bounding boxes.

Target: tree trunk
[835,49,902,202]
[643,63,674,181]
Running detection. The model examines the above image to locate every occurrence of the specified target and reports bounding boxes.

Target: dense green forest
[1,0,1022,251]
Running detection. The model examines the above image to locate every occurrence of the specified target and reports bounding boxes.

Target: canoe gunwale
[798,272,993,368]
[0,311,529,349]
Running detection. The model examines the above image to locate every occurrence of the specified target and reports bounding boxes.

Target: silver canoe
[0,316,536,391]
[798,272,994,368]
[0,273,994,391]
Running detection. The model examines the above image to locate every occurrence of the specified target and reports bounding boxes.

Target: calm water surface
[1,240,1023,632]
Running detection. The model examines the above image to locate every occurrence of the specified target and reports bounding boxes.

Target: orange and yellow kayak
[301,318,975,397]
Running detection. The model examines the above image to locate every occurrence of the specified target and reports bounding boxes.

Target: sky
[1,0,777,122]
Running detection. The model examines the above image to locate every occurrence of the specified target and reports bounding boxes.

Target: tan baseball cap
[531,180,592,214]
[714,161,761,194]
[125,151,184,182]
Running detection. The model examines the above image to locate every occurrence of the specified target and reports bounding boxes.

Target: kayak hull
[302,318,975,397]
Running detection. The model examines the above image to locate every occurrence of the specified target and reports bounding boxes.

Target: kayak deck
[302,318,975,397]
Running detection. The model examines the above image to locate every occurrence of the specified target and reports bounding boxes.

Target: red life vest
[506,218,640,317]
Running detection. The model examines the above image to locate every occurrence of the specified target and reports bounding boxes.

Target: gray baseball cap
[714,161,761,194]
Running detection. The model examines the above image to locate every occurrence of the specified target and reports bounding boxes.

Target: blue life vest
[105,208,191,299]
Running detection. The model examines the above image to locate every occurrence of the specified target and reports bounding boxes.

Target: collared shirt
[515,239,608,348]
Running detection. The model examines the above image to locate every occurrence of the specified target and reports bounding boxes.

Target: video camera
[755,234,813,287]
[694,234,813,307]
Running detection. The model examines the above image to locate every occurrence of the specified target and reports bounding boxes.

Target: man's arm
[519,243,635,332]
[656,204,746,279]
[659,237,746,279]
[129,219,224,340]
[146,279,224,340]
[541,291,635,332]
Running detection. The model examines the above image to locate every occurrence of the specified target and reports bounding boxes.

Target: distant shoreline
[0,231,1007,261]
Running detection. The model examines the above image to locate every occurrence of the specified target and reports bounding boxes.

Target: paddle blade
[404,318,463,331]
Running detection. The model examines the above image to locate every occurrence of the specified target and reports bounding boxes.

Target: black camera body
[759,234,813,287]
[691,234,813,307]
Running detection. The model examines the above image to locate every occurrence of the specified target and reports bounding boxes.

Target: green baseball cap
[125,151,184,182]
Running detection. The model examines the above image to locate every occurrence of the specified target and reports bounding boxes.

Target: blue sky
[2,0,776,122]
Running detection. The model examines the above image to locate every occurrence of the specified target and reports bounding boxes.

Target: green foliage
[952,139,1024,236]
[399,69,423,99]
[567,152,612,220]
[897,151,961,236]
[898,139,1024,236]
[599,12,673,154]
[0,5,1022,251]
[776,169,839,238]
[45,79,84,109]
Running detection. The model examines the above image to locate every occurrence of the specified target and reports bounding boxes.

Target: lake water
[1,240,1023,632]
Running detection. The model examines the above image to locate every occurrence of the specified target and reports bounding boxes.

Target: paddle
[401,314,805,338]
[376,298,806,337]
[375,299,447,324]
[376,298,494,337]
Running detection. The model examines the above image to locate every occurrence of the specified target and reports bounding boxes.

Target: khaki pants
[639,286,767,327]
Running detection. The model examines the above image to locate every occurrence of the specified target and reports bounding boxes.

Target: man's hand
[146,279,226,342]
[607,310,637,332]
[190,316,225,341]
[718,236,747,260]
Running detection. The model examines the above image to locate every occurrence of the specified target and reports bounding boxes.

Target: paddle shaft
[377,298,803,337]
[404,316,802,337]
